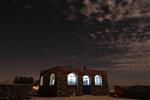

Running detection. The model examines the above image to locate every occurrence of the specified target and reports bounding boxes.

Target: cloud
[81,0,150,22]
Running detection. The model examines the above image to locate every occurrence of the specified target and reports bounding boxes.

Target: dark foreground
[32,96,136,100]
[112,85,150,99]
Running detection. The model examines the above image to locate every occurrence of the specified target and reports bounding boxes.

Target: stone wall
[88,69,109,95]
[38,67,58,96]
[39,66,109,97]
[0,84,32,100]
[56,66,83,97]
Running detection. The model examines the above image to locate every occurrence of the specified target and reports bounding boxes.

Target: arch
[67,72,78,85]
[94,75,102,86]
[49,73,55,86]
[40,76,44,86]
[83,75,90,85]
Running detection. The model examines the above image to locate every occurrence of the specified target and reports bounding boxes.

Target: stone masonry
[38,66,109,97]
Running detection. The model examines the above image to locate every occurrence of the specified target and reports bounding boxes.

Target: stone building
[38,66,109,97]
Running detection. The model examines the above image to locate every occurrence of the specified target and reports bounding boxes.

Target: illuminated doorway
[83,75,91,94]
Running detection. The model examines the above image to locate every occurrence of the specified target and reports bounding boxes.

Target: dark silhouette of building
[38,66,109,97]
[113,85,150,99]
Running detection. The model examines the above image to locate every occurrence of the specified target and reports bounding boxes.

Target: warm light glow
[33,85,39,91]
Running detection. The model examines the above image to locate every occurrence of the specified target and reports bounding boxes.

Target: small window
[67,73,78,85]
[40,76,44,86]
[49,73,55,86]
[83,75,90,85]
[94,75,102,86]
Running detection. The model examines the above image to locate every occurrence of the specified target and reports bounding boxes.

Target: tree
[13,76,34,84]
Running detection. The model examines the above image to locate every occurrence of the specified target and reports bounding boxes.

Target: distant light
[33,85,39,91]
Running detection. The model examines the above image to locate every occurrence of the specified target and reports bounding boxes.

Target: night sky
[0,0,150,88]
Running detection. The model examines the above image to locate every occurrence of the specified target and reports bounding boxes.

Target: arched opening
[40,76,44,86]
[83,75,90,85]
[83,75,91,94]
[49,73,55,86]
[67,73,78,85]
[94,75,102,86]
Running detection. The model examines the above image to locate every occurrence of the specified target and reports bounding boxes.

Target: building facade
[38,66,109,97]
